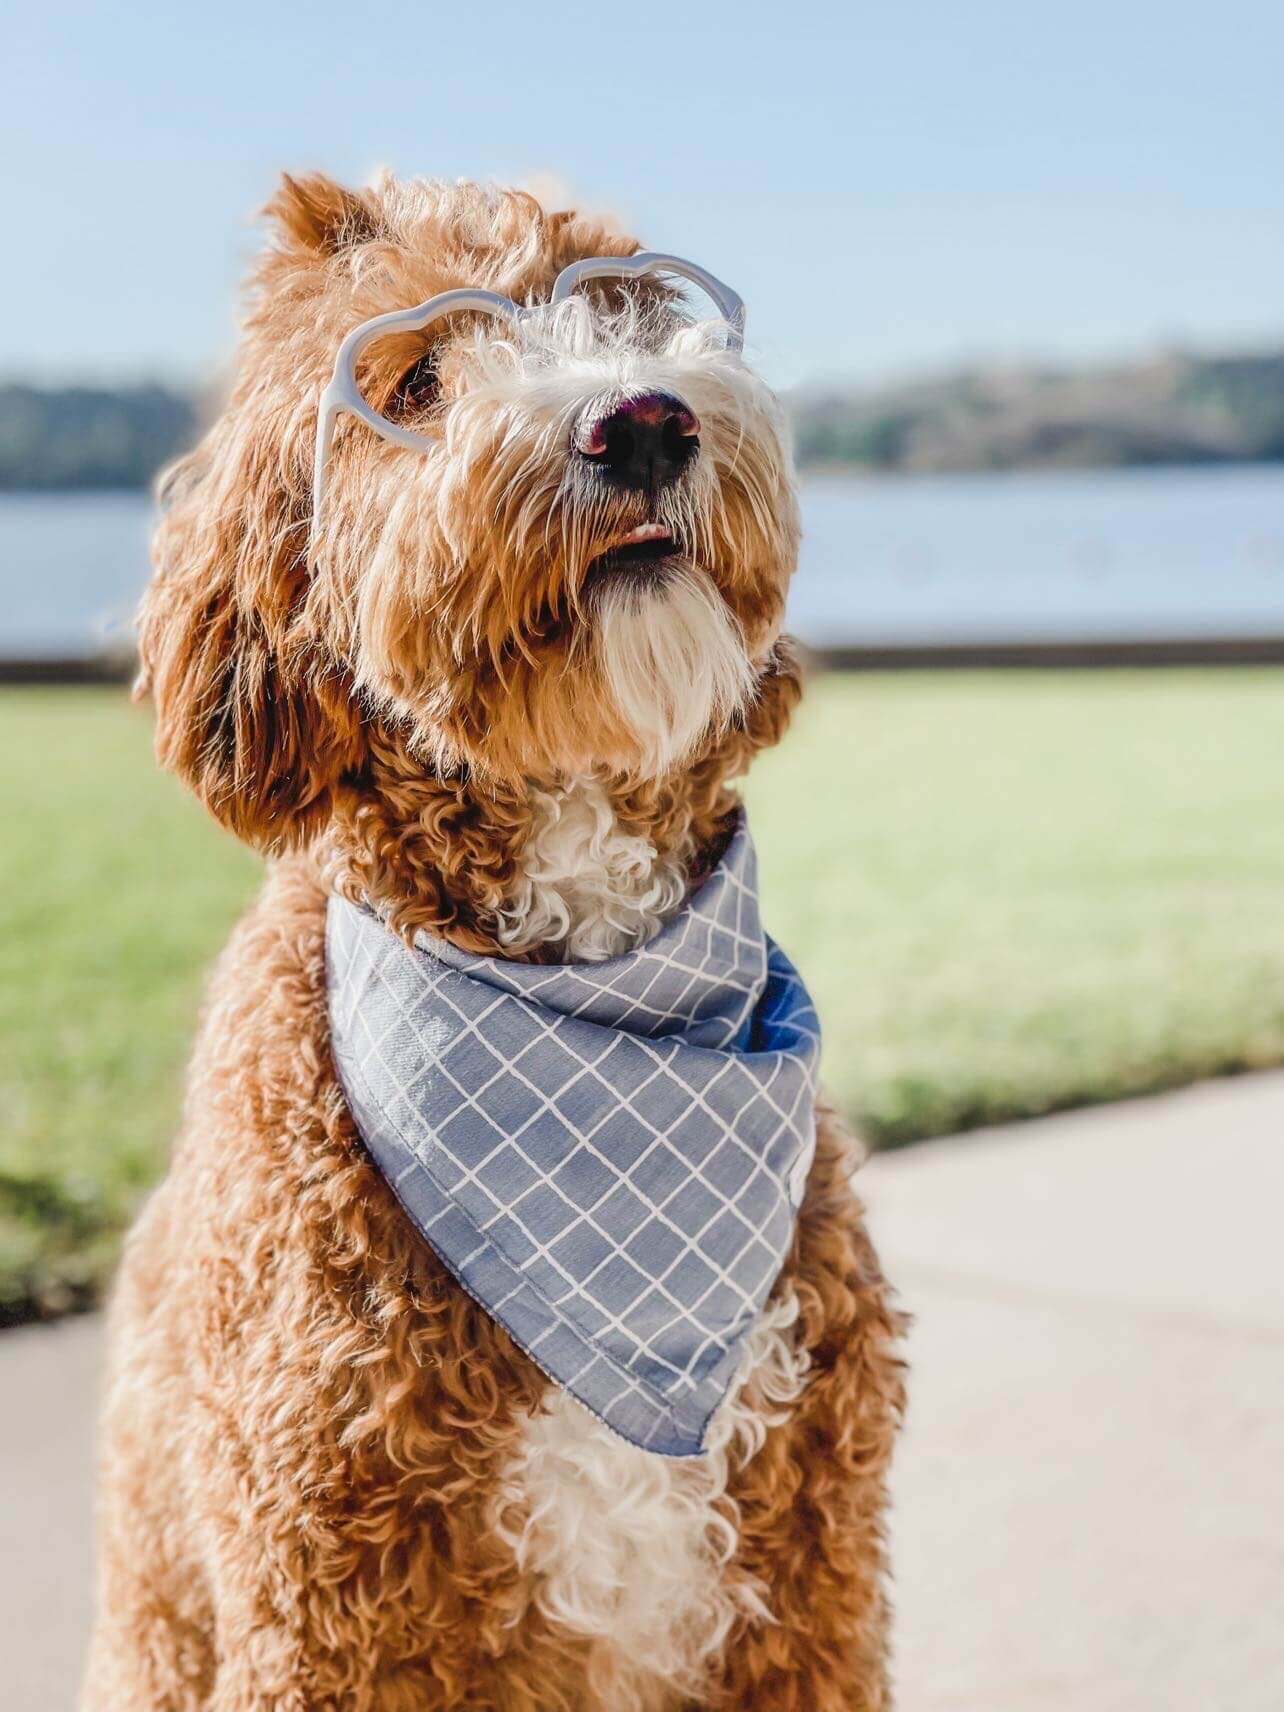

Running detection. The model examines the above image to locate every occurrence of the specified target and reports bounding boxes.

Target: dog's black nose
[575,391,700,490]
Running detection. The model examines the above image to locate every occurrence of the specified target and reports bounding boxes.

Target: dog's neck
[327,757,731,963]
[325,643,802,961]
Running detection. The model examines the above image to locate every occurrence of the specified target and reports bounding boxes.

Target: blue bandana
[326,815,820,1457]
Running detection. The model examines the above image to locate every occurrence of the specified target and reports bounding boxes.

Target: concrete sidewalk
[866,1071,1284,1711]
[4,1073,1282,1710]
[1,1312,100,1712]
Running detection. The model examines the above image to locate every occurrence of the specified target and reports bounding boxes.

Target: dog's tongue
[616,523,670,547]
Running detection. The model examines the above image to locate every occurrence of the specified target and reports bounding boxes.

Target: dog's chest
[494,778,689,961]
[487,781,807,1702]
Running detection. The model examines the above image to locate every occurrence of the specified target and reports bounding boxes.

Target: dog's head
[140,174,800,849]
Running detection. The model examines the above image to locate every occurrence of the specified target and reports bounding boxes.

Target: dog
[83,172,904,1712]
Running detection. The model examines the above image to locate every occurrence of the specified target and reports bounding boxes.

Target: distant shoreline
[4,345,1284,488]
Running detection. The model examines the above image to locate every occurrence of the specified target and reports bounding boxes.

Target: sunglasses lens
[350,296,521,424]
[552,255,742,346]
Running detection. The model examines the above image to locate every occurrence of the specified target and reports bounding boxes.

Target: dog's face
[141,175,799,845]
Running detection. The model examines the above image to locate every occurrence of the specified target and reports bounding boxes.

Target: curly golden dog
[83,172,904,1712]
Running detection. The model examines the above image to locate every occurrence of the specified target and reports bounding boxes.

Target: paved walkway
[1,1312,100,1712]
[867,1072,1284,1711]
[4,1073,1282,1710]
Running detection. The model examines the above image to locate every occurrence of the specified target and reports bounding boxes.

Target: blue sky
[5,0,1282,389]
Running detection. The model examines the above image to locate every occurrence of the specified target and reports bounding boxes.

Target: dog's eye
[393,352,440,415]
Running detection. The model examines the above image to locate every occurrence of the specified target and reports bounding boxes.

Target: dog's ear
[136,416,364,852]
[267,172,381,256]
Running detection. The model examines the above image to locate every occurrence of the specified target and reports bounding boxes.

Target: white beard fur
[594,564,756,779]
[492,778,811,1709]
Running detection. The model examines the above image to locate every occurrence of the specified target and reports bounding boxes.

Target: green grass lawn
[3,672,1283,1324]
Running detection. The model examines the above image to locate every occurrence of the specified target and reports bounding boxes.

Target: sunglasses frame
[310,251,745,533]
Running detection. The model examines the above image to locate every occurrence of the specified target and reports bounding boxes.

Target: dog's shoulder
[207,854,330,1014]
[174,854,335,1177]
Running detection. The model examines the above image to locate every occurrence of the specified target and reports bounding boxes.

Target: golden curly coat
[83,172,905,1712]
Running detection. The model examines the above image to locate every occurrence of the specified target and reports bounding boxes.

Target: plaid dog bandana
[326,814,820,1457]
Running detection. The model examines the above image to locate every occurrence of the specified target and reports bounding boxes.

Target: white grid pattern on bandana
[327,816,820,1457]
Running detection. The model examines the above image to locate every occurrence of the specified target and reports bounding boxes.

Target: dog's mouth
[584,522,679,593]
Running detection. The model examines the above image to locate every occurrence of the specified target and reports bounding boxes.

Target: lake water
[2,465,1282,658]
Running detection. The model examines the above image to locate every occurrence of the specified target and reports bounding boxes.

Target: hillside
[0,384,197,490]
[791,350,1284,473]
[2,348,1284,488]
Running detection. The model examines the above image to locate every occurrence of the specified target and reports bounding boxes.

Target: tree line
[3,348,1284,489]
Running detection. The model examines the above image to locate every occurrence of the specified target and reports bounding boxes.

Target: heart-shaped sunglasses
[311,251,744,534]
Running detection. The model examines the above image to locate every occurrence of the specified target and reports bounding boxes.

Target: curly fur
[85,170,905,1711]
[491,1289,811,1711]
[494,778,691,959]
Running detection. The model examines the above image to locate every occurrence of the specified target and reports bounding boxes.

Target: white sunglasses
[310,251,745,535]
